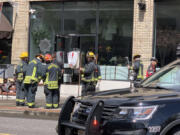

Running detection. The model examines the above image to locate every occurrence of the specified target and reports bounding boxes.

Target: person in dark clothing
[15,52,28,106]
[23,54,44,108]
[80,51,100,96]
[130,54,144,81]
[146,57,158,78]
[44,54,61,109]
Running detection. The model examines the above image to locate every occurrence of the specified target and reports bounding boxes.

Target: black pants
[24,83,38,107]
[81,82,96,96]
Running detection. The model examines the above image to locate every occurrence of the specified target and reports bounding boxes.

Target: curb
[0,106,61,120]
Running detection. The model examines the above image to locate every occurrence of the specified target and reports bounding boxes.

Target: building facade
[0,0,179,79]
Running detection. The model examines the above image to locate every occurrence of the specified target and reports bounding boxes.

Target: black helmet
[133,54,141,60]
[150,57,158,62]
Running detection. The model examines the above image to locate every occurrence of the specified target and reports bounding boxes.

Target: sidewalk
[0,98,66,120]
[0,81,130,120]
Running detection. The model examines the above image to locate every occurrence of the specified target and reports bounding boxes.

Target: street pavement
[0,116,57,135]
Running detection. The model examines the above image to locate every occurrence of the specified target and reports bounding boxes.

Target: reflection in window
[30,2,62,59]
[156,0,180,67]
[98,1,133,66]
[63,2,96,35]
[63,2,96,59]
[159,67,180,84]
[0,3,13,64]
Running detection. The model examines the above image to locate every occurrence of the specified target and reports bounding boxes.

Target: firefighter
[146,57,158,78]
[80,51,100,96]
[44,54,61,109]
[130,54,144,82]
[23,54,44,108]
[15,52,28,106]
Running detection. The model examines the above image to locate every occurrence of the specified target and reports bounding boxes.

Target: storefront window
[98,1,133,66]
[30,2,62,59]
[0,3,13,64]
[64,2,96,34]
[30,1,133,81]
[63,2,96,56]
[156,0,180,67]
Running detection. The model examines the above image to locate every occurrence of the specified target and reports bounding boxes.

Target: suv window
[142,65,180,91]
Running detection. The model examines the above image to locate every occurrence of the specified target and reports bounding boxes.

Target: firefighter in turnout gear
[131,54,144,81]
[15,52,29,106]
[23,54,44,108]
[80,51,101,96]
[44,54,61,109]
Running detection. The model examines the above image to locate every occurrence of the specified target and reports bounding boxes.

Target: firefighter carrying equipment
[44,63,60,89]
[86,51,95,58]
[45,54,53,61]
[81,61,100,83]
[20,52,28,58]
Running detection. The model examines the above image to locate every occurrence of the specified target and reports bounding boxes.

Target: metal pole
[78,37,81,97]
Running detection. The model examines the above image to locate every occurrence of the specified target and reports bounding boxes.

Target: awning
[0,13,13,39]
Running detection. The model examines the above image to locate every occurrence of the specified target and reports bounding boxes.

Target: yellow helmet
[20,52,28,58]
[86,51,95,58]
[106,46,112,52]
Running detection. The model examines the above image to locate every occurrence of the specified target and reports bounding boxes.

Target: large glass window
[155,0,180,67]
[98,1,133,66]
[63,2,97,55]
[30,1,133,81]
[30,1,133,64]
[63,2,96,34]
[30,2,62,59]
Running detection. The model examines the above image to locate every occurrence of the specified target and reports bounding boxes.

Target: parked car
[58,59,180,135]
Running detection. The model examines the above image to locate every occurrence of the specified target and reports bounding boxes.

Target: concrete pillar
[133,0,154,75]
[11,0,29,64]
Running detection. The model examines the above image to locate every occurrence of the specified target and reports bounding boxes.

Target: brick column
[11,0,29,64]
[133,0,154,76]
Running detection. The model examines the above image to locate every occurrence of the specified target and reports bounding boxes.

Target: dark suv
[58,59,180,135]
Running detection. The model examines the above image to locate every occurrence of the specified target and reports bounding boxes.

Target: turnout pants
[16,81,25,105]
[81,82,96,96]
[24,83,38,107]
[44,85,59,108]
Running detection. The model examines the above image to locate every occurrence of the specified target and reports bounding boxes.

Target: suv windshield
[141,65,180,91]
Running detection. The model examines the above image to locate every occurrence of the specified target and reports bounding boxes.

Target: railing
[100,66,128,81]
[0,64,16,79]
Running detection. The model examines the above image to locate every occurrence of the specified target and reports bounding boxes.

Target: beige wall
[133,0,154,75]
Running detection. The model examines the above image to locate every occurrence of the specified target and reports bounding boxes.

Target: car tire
[170,127,180,135]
